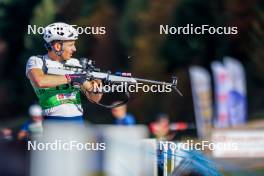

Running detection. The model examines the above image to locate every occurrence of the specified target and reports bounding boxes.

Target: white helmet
[43,22,78,43]
[29,104,42,117]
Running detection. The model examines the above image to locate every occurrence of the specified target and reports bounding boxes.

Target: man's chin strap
[52,41,64,57]
[45,41,64,58]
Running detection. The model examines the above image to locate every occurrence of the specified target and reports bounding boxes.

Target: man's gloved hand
[81,79,103,103]
[65,74,87,85]
[81,79,102,93]
[65,74,102,102]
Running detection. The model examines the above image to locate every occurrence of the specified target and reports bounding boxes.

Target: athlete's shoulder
[26,55,44,67]
[27,55,44,65]
[26,55,44,76]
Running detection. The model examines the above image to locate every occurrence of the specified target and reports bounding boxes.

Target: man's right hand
[28,68,69,88]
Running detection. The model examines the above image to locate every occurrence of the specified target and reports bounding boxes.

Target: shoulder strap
[37,55,48,74]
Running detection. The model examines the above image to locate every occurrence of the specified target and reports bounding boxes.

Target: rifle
[47,58,183,108]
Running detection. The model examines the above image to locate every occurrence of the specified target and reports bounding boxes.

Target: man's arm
[28,68,69,88]
[28,68,103,102]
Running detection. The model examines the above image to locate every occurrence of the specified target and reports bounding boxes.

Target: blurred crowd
[0,102,196,141]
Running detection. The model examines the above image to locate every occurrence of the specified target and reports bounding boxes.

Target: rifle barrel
[134,78,169,85]
[135,78,183,96]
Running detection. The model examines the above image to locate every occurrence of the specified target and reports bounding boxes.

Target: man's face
[62,40,76,60]
[53,40,76,60]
